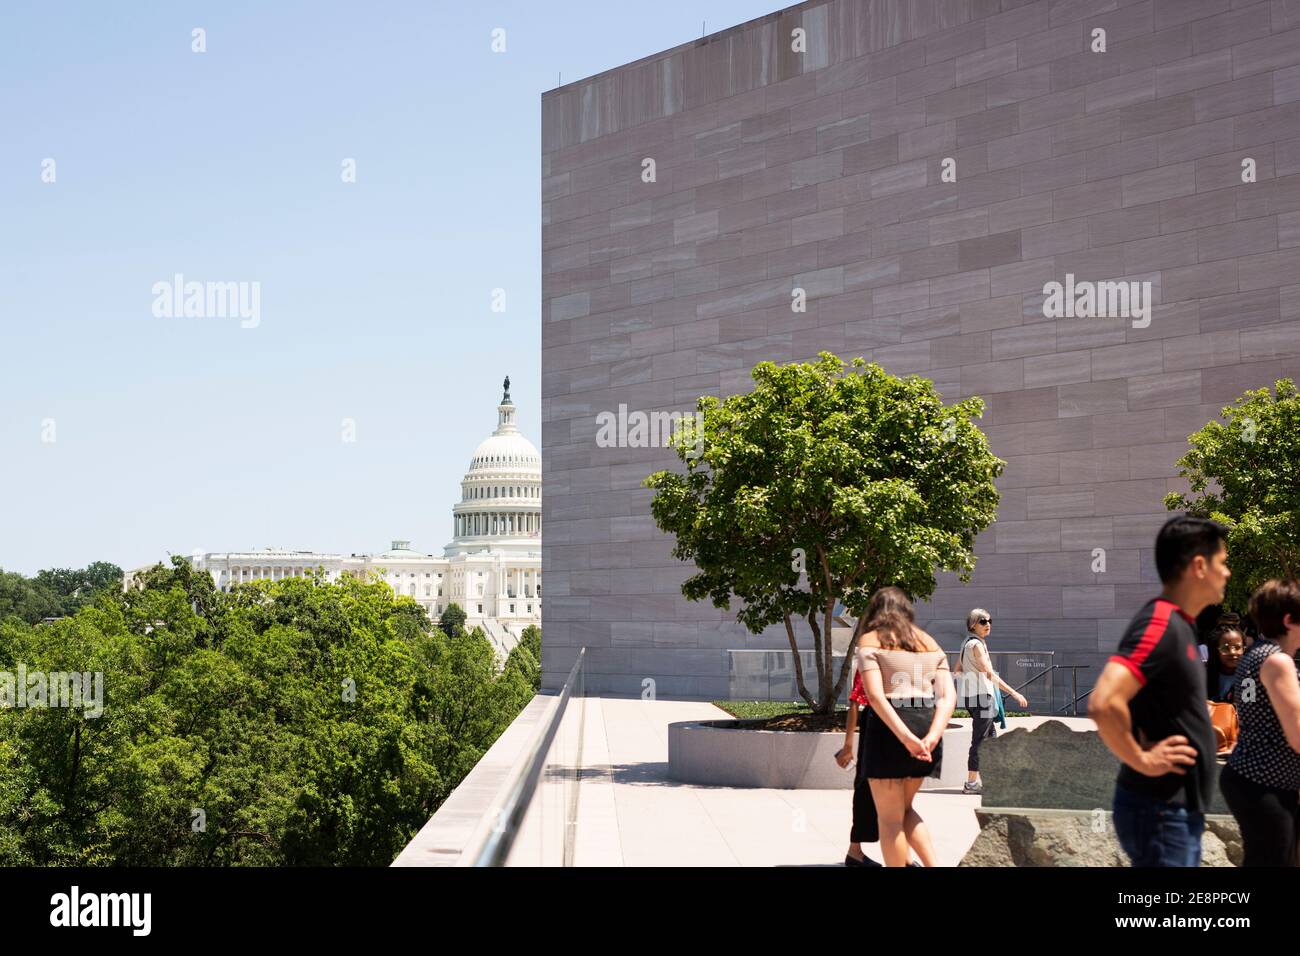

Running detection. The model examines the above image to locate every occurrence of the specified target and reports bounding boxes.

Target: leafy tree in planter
[644,352,1003,714]
[1165,378,1300,612]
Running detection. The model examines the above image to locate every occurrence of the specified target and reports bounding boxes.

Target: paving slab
[572,697,1002,867]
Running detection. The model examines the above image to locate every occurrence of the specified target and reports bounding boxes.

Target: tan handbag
[1207,700,1238,754]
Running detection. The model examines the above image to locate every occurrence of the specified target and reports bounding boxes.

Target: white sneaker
[963,780,983,795]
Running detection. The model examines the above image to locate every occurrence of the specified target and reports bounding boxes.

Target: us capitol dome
[166,377,541,657]
[446,375,541,556]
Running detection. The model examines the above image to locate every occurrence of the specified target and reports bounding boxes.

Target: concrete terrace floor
[570,698,1093,867]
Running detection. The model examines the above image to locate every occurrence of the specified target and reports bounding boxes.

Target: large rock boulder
[961,808,1241,867]
[979,719,1231,814]
[979,719,1115,810]
[961,719,1242,866]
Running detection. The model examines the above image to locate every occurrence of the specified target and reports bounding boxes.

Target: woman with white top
[958,609,1027,795]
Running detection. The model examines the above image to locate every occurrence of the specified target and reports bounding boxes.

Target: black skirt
[863,702,944,779]
[851,709,880,843]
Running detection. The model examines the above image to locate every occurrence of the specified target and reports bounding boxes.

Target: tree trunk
[832,612,867,702]
[806,609,833,715]
[821,598,836,714]
[783,615,816,709]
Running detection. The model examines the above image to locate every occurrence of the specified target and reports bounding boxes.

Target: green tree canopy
[34,562,123,615]
[0,570,62,624]
[516,624,541,663]
[503,624,541,692]
[438,602,467,636]
[0,559,534,865]
[644,352,1003,713]
[1165,378,1300,612]
[0,561,123,625]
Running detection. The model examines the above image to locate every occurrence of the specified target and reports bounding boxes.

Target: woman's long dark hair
[861,586,922,652]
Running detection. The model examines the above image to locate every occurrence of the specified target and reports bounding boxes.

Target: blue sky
[0,0,779,575]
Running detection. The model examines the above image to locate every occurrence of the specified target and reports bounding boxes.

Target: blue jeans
[1113,784,1204,867]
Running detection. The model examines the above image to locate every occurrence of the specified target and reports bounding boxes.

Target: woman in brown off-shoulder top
[855,586,956,867]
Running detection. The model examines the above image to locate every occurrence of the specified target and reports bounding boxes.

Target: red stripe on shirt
[1108,654,1146,686]
[1112,600,1174,686]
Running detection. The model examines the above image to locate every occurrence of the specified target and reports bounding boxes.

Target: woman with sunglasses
[959,609,1027,795]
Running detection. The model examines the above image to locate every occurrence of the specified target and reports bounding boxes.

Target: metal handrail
[949,649,1055,711]
[1003,663,1094,715]
[1060,689,1094,715]
[1011,666,1054,692]
[472,647,585,867]
[1006,663,1093,714]
[1057,666,1093,716]
[953,661,1093,715]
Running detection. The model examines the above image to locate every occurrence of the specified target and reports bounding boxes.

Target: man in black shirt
[1090,515,1230,866]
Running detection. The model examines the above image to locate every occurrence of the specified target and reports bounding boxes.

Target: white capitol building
[172,378,540,656]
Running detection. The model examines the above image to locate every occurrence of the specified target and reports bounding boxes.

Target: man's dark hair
[1154,515,1228,584]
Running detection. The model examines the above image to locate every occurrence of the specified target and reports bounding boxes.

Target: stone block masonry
[541,0,1300,697]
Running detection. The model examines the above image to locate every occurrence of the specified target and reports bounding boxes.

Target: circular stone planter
[668,718,971,790]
